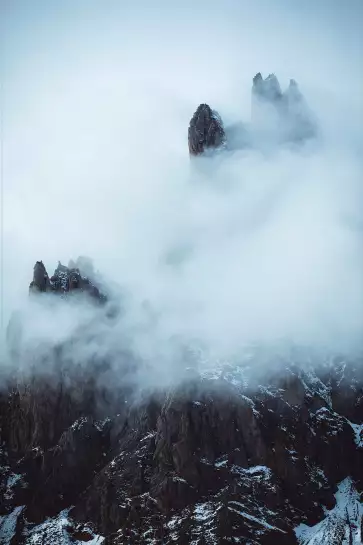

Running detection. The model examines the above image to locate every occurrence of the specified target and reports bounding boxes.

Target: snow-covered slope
[295,478,363,545]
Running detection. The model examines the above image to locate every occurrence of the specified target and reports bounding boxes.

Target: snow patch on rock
[295,478,363,545]
[0,506,24,545]
[347,421,363,448]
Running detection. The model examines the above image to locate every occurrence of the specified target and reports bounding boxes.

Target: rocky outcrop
[188,73,317,157]
[29,258,107,303]
[188,104,226,156]
[29,261,50,293]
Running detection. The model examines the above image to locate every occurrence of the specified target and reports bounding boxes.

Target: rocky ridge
[0,73,360,545]
[29,259,107,303]
[1,272,363,544]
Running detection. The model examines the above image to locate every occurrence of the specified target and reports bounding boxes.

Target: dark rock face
[1,296,363,545]
[29,258,107,303]
[1,264,363,544]
[188,104,226,156]
[29,261,50,293]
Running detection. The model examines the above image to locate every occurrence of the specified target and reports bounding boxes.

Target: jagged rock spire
[188,103,226,156]
[28,259,106,303]
[29,261,50,293]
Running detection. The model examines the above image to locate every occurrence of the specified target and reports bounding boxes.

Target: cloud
[1,0,362,388]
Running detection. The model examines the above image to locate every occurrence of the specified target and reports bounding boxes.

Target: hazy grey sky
[1,0,362,369]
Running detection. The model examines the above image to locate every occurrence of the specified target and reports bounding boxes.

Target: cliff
[1,262,362,544]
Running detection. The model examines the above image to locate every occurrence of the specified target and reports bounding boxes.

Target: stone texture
[1,308,362,544]
[29,258,107,303]
[188,104,226,156]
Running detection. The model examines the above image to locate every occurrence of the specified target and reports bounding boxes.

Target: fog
[1,0,362,387]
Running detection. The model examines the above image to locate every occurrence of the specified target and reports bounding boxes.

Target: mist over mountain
[0,1,362,544]
[2,0,362,356]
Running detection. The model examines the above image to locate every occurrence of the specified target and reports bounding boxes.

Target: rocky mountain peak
[0,75,359,544]
[29,259,106,303]
[188,103,226,156]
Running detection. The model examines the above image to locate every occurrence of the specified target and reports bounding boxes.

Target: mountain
[1,74,360,545]
[188,72,317,157]
[1,260,362,544]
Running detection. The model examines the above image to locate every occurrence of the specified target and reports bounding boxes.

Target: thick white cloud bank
[1,0,362,383]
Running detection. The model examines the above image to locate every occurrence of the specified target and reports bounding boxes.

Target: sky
[0,0,362,383]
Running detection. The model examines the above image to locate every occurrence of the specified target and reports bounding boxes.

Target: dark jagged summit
[29,260,50,293]
[29,258,107,303]
[188,73,317,156]
[188,103,226,156]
